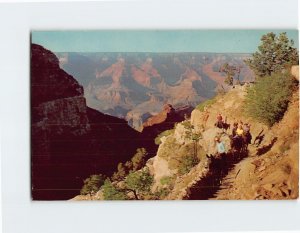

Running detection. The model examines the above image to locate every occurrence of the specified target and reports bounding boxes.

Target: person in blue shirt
[215,136,226,156]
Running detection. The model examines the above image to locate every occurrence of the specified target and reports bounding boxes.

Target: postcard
[31,30,299,200]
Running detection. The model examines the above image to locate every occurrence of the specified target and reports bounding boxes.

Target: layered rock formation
[57,52,254,130]
[142,104,175,128]
[31,44,142,200]
[31,44,91,160]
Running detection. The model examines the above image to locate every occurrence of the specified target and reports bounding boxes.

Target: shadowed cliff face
[31,44,192,200]
[31,44,143,200]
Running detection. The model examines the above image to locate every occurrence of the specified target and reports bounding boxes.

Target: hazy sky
[31,30,298,53]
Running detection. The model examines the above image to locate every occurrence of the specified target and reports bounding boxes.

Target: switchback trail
[186,149,249,200]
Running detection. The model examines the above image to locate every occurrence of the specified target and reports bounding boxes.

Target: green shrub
[244,72,297,126]
[111,148,148,181]
[80,174,106,195]
[152,187,171,199]
[160,176,174,186]
[125,168,154,199]
[102,179,127,200]
[178,154,200,175]
[154,129,175,145]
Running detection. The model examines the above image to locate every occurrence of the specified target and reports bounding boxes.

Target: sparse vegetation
[245,32,299,77]
[111,162,127,181]
[182,121,202,159]
[111,147,148,181]
[125,168,154,200]
[102,179,128,200]
[102,168,154,200]
[160,176,175,186]
[178,154,200,175]
[80,174,106,195]
[131,148,147,171]
[196,97,218,112]
[158,136,180,160]
[152,187,171,199]
[219,63,241,85]
[155,129,175,145]
[244,72,297,126]
[150,176,176,200]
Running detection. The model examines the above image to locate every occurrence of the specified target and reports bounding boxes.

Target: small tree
[182,121,202,158]
[245,32,299,77]
[125,168,154,200]
[80,174,106,195]
[219,63,241,85]
[102,179,127,200]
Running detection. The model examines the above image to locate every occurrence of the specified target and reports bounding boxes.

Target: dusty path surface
[187,150,248,200]
[212,92,299,200]
[186,86,298,200]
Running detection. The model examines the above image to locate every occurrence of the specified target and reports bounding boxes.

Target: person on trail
[243,123,251,133]
[202,108,210,130]
[236,124,244,137]
[215,113,223,128]
[232,122,238,137]
[217,113,222,122]
[242,123,252,145]
[215,136,226,157]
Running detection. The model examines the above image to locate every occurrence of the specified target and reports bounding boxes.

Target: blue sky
[31,30,298,53]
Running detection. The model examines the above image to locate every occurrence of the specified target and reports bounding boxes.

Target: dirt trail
[213,93,298,200]
[186,84,298,200]
[187,149,249,200]
[210,145,257,199]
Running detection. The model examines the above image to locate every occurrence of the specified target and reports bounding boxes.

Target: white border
[0,1,299,233]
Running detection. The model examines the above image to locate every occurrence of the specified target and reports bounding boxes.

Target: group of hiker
[214,113,252,156]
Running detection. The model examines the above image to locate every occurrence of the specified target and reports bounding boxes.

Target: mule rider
[243,123,252,145]
[215,136,226,157]
[232,122,238,137]
[236,124,244,137]
[202,107,210,130]
[216,113,223,128]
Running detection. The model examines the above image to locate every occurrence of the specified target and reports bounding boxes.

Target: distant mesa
[142,104,175,128]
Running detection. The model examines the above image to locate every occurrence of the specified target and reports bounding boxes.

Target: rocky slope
[213,90,299,200]
[75,67,298,201]
[56,52,254,130]
[154,73,298,200]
